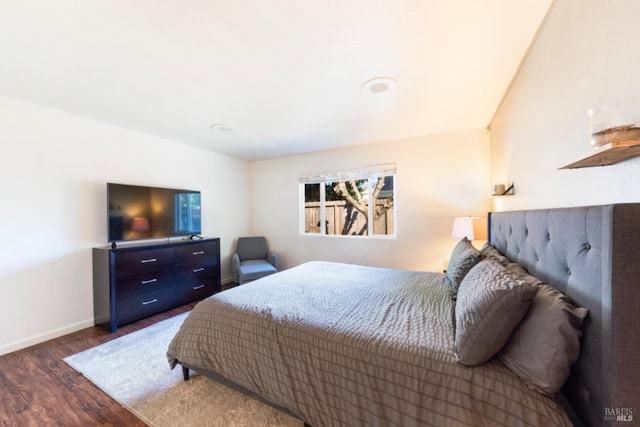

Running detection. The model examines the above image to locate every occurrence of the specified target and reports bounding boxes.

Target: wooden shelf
[492,183,515,197]
[560,139,640,169]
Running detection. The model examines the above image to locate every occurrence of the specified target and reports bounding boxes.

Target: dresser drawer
[175,278,215,304]
[117,286,176,326]
[116,269,175,299]
[175,262,216,282]
[114,248,175,276]
[175,242,219,265]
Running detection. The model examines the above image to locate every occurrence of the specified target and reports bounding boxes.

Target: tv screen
[107,183,201,242]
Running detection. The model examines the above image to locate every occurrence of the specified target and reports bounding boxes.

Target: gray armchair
[232,236,278,284]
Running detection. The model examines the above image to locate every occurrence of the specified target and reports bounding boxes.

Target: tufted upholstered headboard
[488,204,640,426]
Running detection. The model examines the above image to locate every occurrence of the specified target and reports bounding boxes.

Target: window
[300,164,396,238]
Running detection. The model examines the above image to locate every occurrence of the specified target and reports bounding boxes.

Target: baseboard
[0,318,95,356]
[221,275,234,286]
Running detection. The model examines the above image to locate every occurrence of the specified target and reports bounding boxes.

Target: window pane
[304,183,321,233]
[175,192,201,234]
[372,176,394,235]
[327,179,369,236]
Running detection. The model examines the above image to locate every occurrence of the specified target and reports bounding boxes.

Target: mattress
[167,261,571,426]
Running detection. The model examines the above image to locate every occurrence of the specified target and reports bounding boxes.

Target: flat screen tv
[107,183,201,242]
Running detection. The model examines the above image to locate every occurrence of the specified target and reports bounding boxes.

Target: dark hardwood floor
[0,301,200,427]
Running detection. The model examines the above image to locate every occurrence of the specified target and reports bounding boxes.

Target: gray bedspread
[167,261,571,427]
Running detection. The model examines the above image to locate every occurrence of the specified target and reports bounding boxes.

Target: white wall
[0,95,250,355]
[250,129,491,273]
[490,0,640,211]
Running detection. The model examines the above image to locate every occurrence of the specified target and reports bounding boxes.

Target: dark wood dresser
[92,238,221,332]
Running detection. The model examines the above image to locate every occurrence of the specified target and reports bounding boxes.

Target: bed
[166,203,640,426]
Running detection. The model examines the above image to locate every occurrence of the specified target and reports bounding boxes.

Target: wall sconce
[131,217,150,231]
[452,216,487,242]
[493,183,514,196]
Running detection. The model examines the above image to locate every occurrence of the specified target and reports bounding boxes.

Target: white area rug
[64,312,301,427]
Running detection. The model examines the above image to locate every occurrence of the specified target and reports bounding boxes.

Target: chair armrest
[232,252,240,283]
[267,251,278,270]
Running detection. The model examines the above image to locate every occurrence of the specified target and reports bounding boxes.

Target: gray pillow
[498,284,588,397]
[454,258,538,366]
[446,237,482,293]
[479,242,510,266]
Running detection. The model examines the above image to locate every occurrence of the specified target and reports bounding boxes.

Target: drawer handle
[141,278,157,285]
[193,284,205,290]
[140,258,157,264]
[142,298,158,306]
[192,267,205,273]
[193,251,205,255]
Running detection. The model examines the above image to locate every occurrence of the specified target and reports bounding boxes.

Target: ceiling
[0,1,552,161]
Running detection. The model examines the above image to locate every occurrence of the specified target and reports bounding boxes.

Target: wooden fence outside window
[304,201,393,235]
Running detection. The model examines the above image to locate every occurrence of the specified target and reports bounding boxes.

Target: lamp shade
[131,217,150,231]
[452,216,487,241]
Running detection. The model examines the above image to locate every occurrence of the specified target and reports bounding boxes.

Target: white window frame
[299,163,397,239]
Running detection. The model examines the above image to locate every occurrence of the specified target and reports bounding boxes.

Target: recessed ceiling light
[210,123,238,133]
[361,77,397,94]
